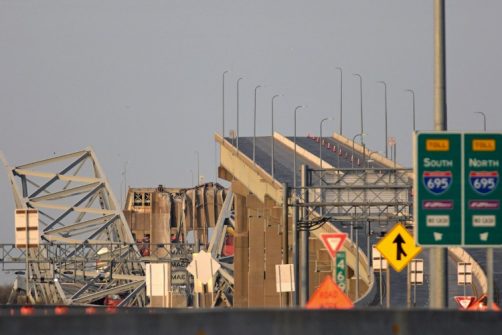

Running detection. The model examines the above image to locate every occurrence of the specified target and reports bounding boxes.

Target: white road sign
[410,259,424,285]
[457,262,472,285]
[372,245,388,271]
[275,264,295,293]
[187,250,220,283]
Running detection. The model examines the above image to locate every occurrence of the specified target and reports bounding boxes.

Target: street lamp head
[295,105,305,113]
[321,117,335,124]
[352,132,366,142]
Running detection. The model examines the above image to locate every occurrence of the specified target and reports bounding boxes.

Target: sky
[1,1,502,280]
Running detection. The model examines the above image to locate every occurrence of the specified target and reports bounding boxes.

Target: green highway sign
[464,133,502,245]
[335,251,347,293]
[415,132,502,246]
[415,133,462,245]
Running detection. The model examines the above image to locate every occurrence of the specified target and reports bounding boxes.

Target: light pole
[294,106,305,190]
[353,73,364,136]
[474,111,493,309]
[336,67,343,135]
[195,151,200,186]
[351,133,365,168]
[377,81,388,158]
[271,94,281,180]
[405,89,416,132]
[319,117,334,169]
[351,131,365,302]
[319,117,333,217]
[236,77,244,151]
[222,70,229,137]
[474,112,487,131]
[253,85,262,164]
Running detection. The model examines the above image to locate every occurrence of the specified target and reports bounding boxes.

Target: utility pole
[430,0,448,309]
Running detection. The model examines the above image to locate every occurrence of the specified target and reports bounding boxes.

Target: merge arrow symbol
[393,234,407,260]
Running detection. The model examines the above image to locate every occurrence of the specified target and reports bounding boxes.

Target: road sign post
[371,245,387,306]
[410,259,424,307]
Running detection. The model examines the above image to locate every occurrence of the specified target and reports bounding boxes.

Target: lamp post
[222,70,229,137]
[405,89,416,132]
[293,106,305,190]
[474,112,487,131]
[253,85,262,164]
[319,117,333,217]
[319,118,334,169]
[351,133,365,168]
[353,73,364,136]
[377,81,388,158]
[271,94,281,180]
[195,151,200,186]
[236,77,244,150]
[474,111,494,310]
[336,67,343,135]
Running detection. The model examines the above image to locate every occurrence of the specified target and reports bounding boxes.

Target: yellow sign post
[376,223,422,272]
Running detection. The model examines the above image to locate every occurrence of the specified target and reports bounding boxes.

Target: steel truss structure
[1,148,146,306]
[207,190,235,307]
[1,148,237,307]
[295,167,413,229]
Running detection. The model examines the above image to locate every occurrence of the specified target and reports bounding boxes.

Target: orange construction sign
[306,276,353,309]
[466,295,501,311]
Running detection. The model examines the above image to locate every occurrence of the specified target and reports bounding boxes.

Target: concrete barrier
[1,308,501,335]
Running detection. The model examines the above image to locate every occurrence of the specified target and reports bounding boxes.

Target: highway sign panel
[320,233,347,258]
[415,132,502,246]
[457,262,472,285]
[187,250,220,292]
[371,245,388,271]
[376,223,422,272]
[454,296,476,310]
[410,259,424,285]
[415,132,462,245]
[275,264,295,293]
[145,263,171,296]
[335,252,347,293]
[15,209,40,248]
[463,133,502,245]
[306,276,353,309]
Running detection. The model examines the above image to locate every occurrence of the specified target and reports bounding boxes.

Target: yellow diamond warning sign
[375,223,422,272]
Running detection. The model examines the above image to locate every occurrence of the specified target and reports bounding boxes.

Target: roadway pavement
[227,135,487,307]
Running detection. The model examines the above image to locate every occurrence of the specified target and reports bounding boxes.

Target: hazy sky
[1,0,501,257]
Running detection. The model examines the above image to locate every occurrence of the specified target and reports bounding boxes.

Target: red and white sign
[320,233,347,259]
[454,296,476,310]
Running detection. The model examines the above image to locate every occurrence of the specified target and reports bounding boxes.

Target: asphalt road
[229,135,487,307]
